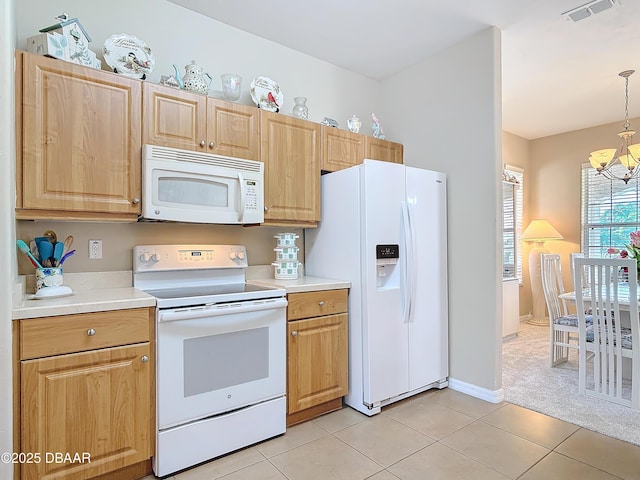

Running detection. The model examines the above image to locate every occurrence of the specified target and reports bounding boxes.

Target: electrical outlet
[89,239,102,259]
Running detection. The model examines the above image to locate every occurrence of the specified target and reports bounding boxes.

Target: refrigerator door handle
[407,202,418,323]
[401,201,413,323]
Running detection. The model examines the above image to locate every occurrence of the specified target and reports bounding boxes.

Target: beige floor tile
[429,388,504,418]
[175,446,265,480]
[481,403,580,449]
[255,420,329,458]
[312,406,368,433]
[388,443,509,480]
[269,435,382,480]
[384,396,476,440]
[440,421,549,478]
[365,471,401,480]
[216,460,289,480]
[518,451,622,480]
[555,428,640,480]
[334,414,434,467]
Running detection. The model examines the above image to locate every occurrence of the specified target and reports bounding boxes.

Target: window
[581,162,640,256]
[503,165,523,283]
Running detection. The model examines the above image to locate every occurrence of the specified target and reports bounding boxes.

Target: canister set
[272,233,301,279]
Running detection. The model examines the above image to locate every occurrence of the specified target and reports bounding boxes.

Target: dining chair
[569,252,587,289]
[541,253,583,367]
[574,257,640,409]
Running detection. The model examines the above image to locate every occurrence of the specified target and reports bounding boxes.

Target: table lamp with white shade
[521,219,564,325]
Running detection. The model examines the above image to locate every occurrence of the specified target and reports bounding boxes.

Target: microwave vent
[145,145,263,173]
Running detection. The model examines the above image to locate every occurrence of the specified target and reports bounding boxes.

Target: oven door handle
[158,297,288,323]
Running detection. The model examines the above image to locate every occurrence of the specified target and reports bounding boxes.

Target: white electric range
[133,244,287,477]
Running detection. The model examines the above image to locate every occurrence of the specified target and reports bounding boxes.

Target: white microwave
[141,145,264,224]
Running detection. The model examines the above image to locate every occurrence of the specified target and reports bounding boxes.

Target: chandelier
[589,70,640,184]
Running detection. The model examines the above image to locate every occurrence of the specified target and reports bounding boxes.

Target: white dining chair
[541,254,583,366]
[574,257,640,409]
[569,252,587,289]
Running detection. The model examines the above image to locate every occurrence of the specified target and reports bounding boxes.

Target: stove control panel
[133,244,248,272]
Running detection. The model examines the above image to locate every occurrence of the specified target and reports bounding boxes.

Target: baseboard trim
[448,377,504,404]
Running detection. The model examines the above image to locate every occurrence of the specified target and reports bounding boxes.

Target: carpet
[502,321,640,446]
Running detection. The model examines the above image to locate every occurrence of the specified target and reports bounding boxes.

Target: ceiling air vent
[562,0,618,22]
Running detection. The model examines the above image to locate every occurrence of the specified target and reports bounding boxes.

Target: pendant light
[589,70,640,184]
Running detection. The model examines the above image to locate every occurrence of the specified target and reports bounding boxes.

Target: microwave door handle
[238,172,246,223]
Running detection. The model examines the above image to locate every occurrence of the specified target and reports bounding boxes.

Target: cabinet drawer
[20,308,152,360]
[287,289,348,320]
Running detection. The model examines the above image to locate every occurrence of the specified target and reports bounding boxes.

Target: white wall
[382,28,503,394]
[0,0,16,475]
[15,1,383,132]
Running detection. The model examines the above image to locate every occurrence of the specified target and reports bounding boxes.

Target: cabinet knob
[291,331,297,337]
[132,197,140,204]
[200,140,206,147]
[264,206,269,212]
[318,301,325,307]
[141,355,149,363]
[87,328,96,336]
[209,141,216,148]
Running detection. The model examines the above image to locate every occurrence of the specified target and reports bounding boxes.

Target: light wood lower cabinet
[16,308,154,480]
[286,289,348,426]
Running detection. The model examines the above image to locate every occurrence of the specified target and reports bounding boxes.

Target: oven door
[156,297,287,430]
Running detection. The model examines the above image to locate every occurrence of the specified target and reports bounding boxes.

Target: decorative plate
[103,33,154,79]
[250,76,284,112]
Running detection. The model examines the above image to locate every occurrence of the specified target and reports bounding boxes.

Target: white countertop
[12,287,156,320]
[248,275,350,294]
[12,268,350,319]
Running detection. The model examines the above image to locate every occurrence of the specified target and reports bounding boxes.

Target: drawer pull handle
[87,328,96,336]
[291,331,297,337]
[318,301,325,306]
[141,355,149,363]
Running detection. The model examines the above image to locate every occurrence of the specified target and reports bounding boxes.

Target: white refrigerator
[305,159,448,416]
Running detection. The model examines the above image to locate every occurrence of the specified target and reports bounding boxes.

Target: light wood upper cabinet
[260,110,321,227]
[365,136,404,164]
[17,51,142,221]
[321,126,365,172]
[143,82,260,160]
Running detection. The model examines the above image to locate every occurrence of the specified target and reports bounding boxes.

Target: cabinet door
[287,313,348,414]
[20,52,142,219]
[21,343,152,480]
[365,137,404,164]
[260,111,321,226]
[142,82,206,151]
[321,126,364,172]
[206,98,260,160]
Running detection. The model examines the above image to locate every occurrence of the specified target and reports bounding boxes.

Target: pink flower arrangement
[615,231,640,281]
[620,230,640,261]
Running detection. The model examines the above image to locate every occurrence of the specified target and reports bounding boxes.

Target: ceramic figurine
[371,113,385,139]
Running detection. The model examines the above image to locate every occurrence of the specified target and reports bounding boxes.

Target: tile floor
[144,388,640,480]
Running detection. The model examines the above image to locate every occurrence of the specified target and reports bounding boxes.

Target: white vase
[292,97,308,119]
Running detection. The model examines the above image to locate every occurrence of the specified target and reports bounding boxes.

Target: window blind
[581,162,640,257]
[503,165,523,283]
